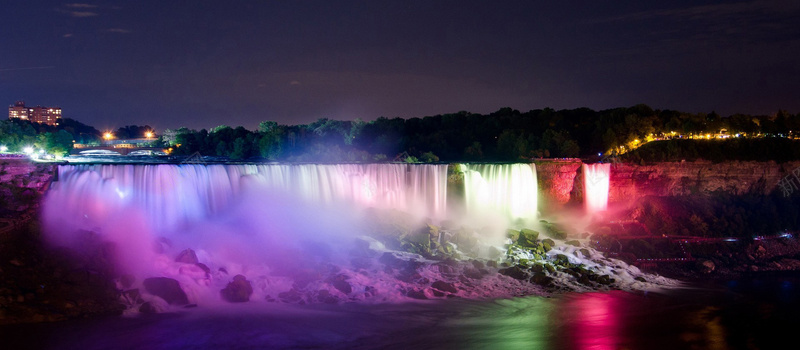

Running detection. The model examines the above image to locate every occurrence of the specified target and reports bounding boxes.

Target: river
[1,273,796,349]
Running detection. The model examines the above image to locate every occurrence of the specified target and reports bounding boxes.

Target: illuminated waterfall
[461,163,538,220]
[48,164,449,233]
[583,163,610,212]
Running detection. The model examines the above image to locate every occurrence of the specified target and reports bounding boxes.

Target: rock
[221,275,253,303]
[499,266,528,280]
[175,249,199,264]
[470,260,486,269]
[634,276,646,282]
[596,275,613,285]
[566,240,581,247]
[406,289,428,300]
[329,274,352,295]
[530,272,553,286]
[431,280,458,293]
[196,263,211,275]
[315,290,339,304]
[517,229,540,247]
[139,301,159,314]
[506,229,520,242]
[278,289,303,303]
[143,277,189,305]
[553,254,572,267]
[486,260,498,268]
[463,268,484,279]
[542,239,555,251]
[698,260,715,274]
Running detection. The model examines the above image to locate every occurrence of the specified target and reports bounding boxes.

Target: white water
[461,163,538,221]
[583,163,610,213]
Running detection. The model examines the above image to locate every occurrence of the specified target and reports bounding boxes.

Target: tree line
[3,105,800,161]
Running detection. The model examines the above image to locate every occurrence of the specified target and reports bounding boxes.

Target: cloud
[64,3,98,8]
[63,33,73,38]
[107,28,132,34]
[290,80,301,86]
[69,10,98,17]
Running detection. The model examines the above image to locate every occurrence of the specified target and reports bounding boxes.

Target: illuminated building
[8,101,61,126]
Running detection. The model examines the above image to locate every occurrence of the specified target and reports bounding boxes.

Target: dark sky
[2,0,799,131]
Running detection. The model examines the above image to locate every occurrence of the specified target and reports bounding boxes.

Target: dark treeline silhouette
[4,104,800,161]
[162,105,800,162]
[625,138,800,163]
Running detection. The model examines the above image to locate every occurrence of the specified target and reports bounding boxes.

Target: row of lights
[103,131,155,140]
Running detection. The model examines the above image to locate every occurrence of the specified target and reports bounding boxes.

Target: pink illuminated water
[583,163,610,213]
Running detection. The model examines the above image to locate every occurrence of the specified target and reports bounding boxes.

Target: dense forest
[3,104,800,161]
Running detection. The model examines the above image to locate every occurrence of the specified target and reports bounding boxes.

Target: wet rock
[517,229,540,247]
[542,239,555,252]
[278,289,303,303]
[175,249,199,264]
[315,290,339,304]
[566,240,581,247]
[554,254,572,267]
[196,263,211,275]
[329,274,352,295]
[499,266,528,280]
[470,260,486,269]
[143,277,189,305]
[431,280,458,293]
[634,276,647,282]
[221,275,253,303]
[463,268,484,280]
[406,289,428,300]
[506,229,520,242]
[486,260,498,268]
[596,275,613,285]
[139,301,160,314]
[530,272,553,286]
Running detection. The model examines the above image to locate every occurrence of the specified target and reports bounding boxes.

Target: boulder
[517,229,540,247]
[431,280,458,293]
[143,277,189,305]
[175,249,199,264]
[221,275,253,302]
[329,274,352,295]
[499,266,528,280]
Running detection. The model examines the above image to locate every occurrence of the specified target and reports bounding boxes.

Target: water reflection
[562,293,621,350]
[2,280,799,349]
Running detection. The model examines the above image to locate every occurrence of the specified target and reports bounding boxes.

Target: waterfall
[583,163,610,213]
[461,163,538,220]
[48,163,449,234]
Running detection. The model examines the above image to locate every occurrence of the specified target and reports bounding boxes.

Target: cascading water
[460,163,538,221]
[583,163,611,213]
[41,162,664,308]
[47,163,449,234]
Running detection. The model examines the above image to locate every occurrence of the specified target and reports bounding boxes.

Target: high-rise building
[8,101,61,126]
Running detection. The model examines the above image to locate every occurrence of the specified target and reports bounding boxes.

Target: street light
[145,131,154,139]
[103,132,114,140]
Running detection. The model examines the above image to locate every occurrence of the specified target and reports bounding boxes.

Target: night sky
[2,0,799,131]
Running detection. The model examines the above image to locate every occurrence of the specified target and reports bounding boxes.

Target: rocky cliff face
[607,160,800,203]
[533,159,800,209]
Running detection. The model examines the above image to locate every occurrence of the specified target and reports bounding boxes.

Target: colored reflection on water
[3,281,800,349]
[561,292,621,350]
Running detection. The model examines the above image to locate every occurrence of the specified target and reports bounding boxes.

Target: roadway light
[23,146,34,154]
[0,145,7,152]
[145,131,154,139]
[103,132,114,140]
